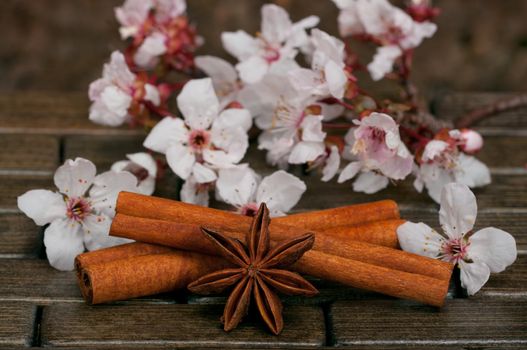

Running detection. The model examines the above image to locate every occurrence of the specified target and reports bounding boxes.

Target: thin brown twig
[455,93,527,128]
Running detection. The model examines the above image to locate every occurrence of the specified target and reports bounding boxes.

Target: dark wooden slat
[41,303,325,347]
[0,134,59,171]
[330,299,527,347]
[434,92,527,128]
[477,134,527,169]
[473,254,527,299]
[0,214,42,258]
[64,134,145,171]
[292,173,527,211]
[0,259,81,302]
[0,175,53,211]
[0,92,142,136]
[0,301,36,347]
[401,208,527,253]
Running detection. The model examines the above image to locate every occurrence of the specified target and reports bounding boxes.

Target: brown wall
[1,0,526,96]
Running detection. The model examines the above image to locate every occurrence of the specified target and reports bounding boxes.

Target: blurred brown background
[0,0,526,98]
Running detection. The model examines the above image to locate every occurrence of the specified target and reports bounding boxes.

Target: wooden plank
[434,92,527,128]
[41,303,325,347]
[0,175,53,211]
[0,92,142,136]
[0,302,36,347]
[477,134,527,170]
[0,214,42,258]
[0,259,81,302]
[401,208,527,254]
[292,173,527,211]
[329,299,527,347]
[63,134,145,171]
[473,254,527,299]
[0,134,59,172]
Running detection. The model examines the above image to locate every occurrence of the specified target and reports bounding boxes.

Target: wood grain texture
[329,299,527,347]
[0,92,142,135]
[473,254,527,299]
[0,213,42,258]
[434,92,527,128]
[291,173,527,211]
[0,301,36,347]
[0,259,81,302]
[401,208,527,254]
[40,303,325,347]
[0,174,53,211]
[0,134,59,172]
[63,134,145,171]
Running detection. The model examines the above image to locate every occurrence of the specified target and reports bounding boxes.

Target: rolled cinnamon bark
[318,219,404,248]
[116,192,401,246]
[111,213,451,282]
[77,251,230,304]
[76,244,449,306]
[74,242,173,273]
[276,200,400,229]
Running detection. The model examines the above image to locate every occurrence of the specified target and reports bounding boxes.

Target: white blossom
[216,166,306,217]
[111,152,157,195]
[222,4,319,84]
[17,158,138,271]
[89,51,160,126]
[398,183,517,295]
[143,78,252,203]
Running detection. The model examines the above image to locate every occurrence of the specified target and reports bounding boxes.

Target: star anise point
[188,203,318,334]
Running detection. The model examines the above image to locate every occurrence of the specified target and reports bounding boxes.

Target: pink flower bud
[460,129,483,154]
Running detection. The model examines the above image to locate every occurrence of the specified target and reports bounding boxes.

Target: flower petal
[195,55,238,86]
[367,45,401,81]
[133,32,167,68]
[468,227,517,273]
[166,144,195,180]
[261,4,292,44]
[43,218,85,271]
[352,171,389,193]
[180,176,210,206]
[143,117,189,154]
[54,158,96,197]
[420,163,453,203]
[126,152,158,177]
[324,60,347,99]
[397,221,444,259]
[17,190,66,226]
[221,30,259,60]
[454,154,491,188]
[458,260,490,296]
[300,115,326,142]
[321,146,340,182]
[216,108,252,132]
[439,183,477,239]
[191,163,218,184]
[216,166,259,208]
[82,213,132,251]
[89,170,138,216]
[288,141,325,164]
[236,56,269,84]
[337,161,362,183]
[177,78,219,130]
[256,170,306,216]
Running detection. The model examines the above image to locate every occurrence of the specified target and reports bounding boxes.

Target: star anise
[187,203,318,335]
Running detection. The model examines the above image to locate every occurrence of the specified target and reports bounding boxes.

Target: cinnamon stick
[77,250,230,304]
[111,212,450,282]
[276,200,400,229]
[116,192,401,245]
[77,238,449,307]
[318,219,404,248]
[110,213,453,306]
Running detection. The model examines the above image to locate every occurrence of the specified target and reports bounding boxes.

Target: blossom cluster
[17,1,516,296]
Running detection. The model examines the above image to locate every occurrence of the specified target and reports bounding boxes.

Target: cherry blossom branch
[455,93,527,128]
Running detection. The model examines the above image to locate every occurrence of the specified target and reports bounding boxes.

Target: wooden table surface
[0,91,526,349]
